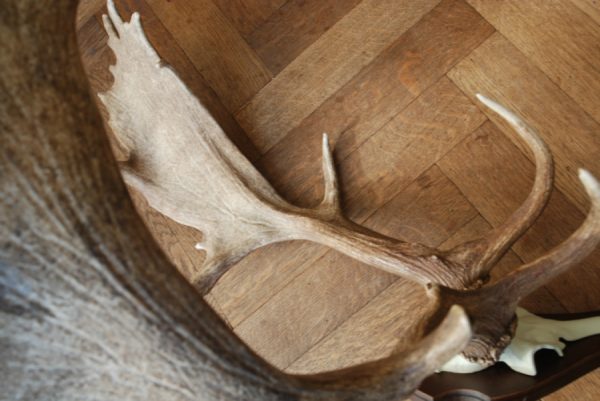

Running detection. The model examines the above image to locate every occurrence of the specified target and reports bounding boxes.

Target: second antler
[99,3,600,367]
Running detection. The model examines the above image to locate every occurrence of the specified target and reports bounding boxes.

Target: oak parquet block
[570,0,600,25]
[338,78,486,223]
[234,166,478,369]
[258,0,493,205]
[145,0,272,112]
[235,0,441,153]
[213,240,327,327]
[448,33,600,215]
[76,0,105,28]
[546,369,600,401]
[467,0,600,125]
[438,122,600,311]
[247,0,362,75]
[213,0,285,37]
[287,276,428,373]
[260,76,486,211]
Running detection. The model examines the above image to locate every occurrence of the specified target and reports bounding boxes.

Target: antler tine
[318,133,342,217]
[390,305,471,383]
[446,94,554,284]
[492,169,600,304]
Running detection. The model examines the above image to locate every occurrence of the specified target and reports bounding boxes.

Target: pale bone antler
[98,0,457,294]
[97,0,600,368]
[0,1,472,399]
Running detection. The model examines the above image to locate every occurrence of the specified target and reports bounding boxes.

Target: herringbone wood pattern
[77,1,600,399]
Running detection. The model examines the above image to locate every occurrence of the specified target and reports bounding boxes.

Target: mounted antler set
[2,0,599,399]
[99,0,600,368]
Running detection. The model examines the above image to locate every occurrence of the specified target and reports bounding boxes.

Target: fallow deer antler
[98,1,600,369]
[99,1,460,294]
[1,1,472,399]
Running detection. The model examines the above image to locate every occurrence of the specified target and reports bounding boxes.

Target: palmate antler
[98,0,600,367]
[2,1,471,400]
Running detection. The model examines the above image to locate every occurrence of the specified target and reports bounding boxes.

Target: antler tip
[579,169,600,201]
[475,93,521,125]
[447,304,470,331]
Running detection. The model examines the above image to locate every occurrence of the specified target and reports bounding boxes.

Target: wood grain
[247,0,362,75]
[570,0,600,25]
[467,0,600,125]
[257,0,493,205]
[213,0,285,37]
[145,0,272,112]
[235,0,441,152]
[448,33,600,215]
[76,0,105,28]
[438,122,600,311]
[335,78,486,223]
[546,370,600,401]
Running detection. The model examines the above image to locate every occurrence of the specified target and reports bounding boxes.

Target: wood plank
[467,0,600,125]
[570,0,600,25]
[234,0,441,152]
[145,0,272,112]
[257,0,494,204]
[447,32,600,214]
[212,0,285,37]
[234,166,478,369]
[260,76,486,210]
[247,0,362,75]
[338,78,486,223]
[211,78,485,327]
[438,122,600,311]
[76,0,105,28]
[546,370,600,401]
[287,215,565,375]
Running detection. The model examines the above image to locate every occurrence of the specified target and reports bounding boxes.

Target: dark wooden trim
[415,311,600,401]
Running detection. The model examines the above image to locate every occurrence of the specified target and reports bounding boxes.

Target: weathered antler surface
[97,0,600,369]
[0,1,473,400]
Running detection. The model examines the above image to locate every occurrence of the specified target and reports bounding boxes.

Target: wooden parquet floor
[77,1,600,399]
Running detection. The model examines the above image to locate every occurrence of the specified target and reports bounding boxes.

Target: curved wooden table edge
[414,311,600,401]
